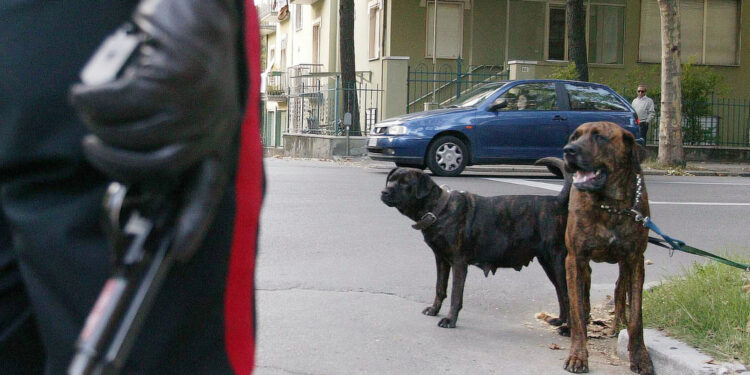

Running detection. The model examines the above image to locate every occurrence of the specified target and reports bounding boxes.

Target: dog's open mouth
[572,168,607,191]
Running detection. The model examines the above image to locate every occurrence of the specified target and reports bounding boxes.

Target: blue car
[367,79,641,177]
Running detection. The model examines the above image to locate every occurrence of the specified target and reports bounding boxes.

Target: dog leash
[644,218,750,271]
[600,175,750,272]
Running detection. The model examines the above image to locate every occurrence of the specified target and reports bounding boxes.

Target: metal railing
[407,58,508,113]
[264,71,287,100]
[256,0,278,21]
[286,68,382,136]
[621,92,750,147]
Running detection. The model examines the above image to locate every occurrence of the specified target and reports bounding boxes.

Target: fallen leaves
[742,284,750,293]
[535,311,557,324]
[549,343,561,350]
[645,259,654,265]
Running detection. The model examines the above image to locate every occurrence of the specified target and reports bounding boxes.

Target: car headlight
[386,125,407,135]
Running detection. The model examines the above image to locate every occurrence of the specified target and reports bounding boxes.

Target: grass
[643,257,750,365]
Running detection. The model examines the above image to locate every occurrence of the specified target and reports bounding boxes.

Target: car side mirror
[489,98,507,112]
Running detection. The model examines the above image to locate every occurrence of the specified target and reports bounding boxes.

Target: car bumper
[366,135,430,163]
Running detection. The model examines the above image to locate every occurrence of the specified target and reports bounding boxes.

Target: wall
[283,134,368,158]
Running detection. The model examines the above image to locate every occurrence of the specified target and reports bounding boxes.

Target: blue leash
[644,217,750,272]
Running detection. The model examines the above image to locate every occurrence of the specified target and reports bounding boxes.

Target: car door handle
[553,115,567,121]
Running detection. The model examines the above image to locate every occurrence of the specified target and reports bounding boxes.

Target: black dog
[381,158,572,330]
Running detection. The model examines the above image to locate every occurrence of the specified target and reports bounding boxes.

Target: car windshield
[450,84,505,108]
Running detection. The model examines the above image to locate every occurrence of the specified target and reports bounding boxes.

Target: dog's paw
[629,347,654,375]
[422,306,439,316]
[564,352,589,373]
[437,318,456,328]
[557,325,571,337]
[547,317,564,326]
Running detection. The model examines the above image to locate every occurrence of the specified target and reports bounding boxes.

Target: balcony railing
[256,0,278,21]
[264,71,288,101]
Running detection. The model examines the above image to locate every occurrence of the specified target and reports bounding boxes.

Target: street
[255,158,750,375]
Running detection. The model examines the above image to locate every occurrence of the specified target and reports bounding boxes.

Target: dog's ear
[415,172,434,199]
[385,167,398,186]
[622,131,643,172]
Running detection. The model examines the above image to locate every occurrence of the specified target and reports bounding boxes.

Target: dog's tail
[534,157,572,205]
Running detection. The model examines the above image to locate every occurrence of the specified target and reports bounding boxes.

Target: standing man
[0,1,263,374]
[631,84,656,142]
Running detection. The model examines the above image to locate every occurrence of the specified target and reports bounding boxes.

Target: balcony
[256,0,278,22]
[260,22,276,35]
[263,71,288,102]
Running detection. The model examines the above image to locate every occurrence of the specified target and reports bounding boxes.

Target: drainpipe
[432,0,438,105]
[504,0,510,68]
[469,0,474,67]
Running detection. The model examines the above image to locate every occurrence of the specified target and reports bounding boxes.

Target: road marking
[485,178,750,206]
[651,181,750,186]
[486,178,563,192]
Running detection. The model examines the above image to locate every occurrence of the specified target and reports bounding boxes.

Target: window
[312,23,320,64]
[369,2,381,60]
[295,4,303,31]
[547,7,566,61]
[565,84,628,111]
[542,1,624,64]
[498,83,558,111]
[588,5,624,64]
[425,1,463,59]
[639,0,740,65]
[280,38,287,70]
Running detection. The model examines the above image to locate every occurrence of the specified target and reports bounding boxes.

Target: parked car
[367,79,642,177]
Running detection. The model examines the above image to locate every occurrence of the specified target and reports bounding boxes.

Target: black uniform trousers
[1,2,236,374]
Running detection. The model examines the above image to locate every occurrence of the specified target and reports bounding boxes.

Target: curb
[617,329,749,375]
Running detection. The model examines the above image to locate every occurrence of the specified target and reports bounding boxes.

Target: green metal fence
[627,94,750,147]
[288,76,382,137]
[407,58,509,113]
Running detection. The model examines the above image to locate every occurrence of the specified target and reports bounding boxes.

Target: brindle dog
[562,122,653,374]
[381,158,572,330]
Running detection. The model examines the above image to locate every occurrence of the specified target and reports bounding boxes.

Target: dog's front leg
[564,254,590,373]
[423,256,450,316]
[626,255,654,375]
[437,262,467,328]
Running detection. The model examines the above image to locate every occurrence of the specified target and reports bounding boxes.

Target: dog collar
[412,188,452,230]
[599,174,646,223]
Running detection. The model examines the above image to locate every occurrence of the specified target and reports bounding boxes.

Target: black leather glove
[70,0,243,261]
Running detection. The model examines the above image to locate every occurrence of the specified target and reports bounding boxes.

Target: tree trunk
[566,0,588,81]
[339,0,360,133]
[657,0,685,166]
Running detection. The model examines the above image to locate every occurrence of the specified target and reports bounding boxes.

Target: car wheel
[395,162,424,169]
[426,136,467,177]
[546,165,564,178]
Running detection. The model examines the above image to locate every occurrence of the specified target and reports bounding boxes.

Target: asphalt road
[255,158,750,375]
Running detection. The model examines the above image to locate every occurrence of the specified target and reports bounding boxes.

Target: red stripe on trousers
[225,2,263,374]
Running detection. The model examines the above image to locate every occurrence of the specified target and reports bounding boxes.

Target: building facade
[258,0,749,148]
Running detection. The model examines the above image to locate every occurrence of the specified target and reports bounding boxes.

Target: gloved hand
[70,0,243,261]
[70,0,241,183]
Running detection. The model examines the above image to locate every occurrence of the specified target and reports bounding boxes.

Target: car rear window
[565,84,628,111]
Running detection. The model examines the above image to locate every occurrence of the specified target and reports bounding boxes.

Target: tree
[566,0,588,81]
[657,0,684,166]
[339,0,360,133]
